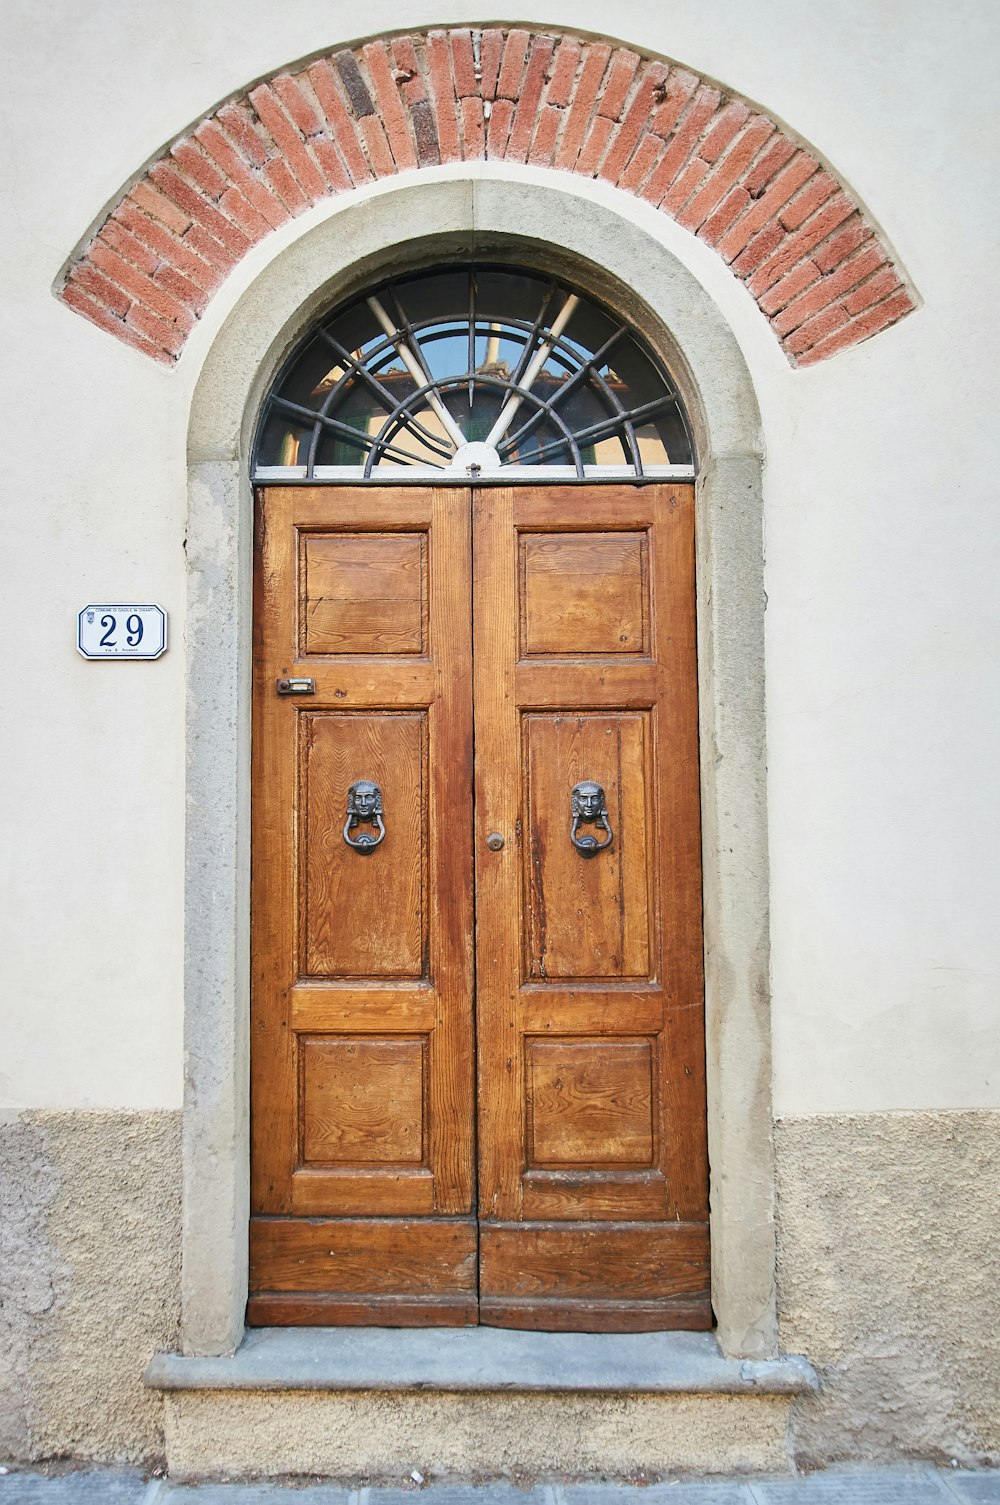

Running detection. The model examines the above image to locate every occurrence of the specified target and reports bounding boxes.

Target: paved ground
[0,1468,998,1503]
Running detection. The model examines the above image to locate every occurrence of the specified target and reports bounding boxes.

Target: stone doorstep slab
[144,1328,818,1395]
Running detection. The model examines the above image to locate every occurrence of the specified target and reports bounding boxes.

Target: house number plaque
[77,604,168,660]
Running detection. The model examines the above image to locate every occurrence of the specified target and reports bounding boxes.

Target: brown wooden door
[249,483,709,1331]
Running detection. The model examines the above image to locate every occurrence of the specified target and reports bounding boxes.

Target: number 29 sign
[78,604,168,660]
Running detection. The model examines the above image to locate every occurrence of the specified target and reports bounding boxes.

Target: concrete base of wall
[4,1108,999,1476]
[163,1390,791,1481]
[0,1111,180,1466]
[778,1110,1000,1468]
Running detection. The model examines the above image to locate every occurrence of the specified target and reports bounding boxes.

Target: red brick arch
[60,27,914,367]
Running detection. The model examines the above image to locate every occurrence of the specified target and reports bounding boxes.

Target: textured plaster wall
[777,1112,1000,1467]
[0,1112,180,1465]
[163,1391,790,1480]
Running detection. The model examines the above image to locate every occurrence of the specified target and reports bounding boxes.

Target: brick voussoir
[363,39,419,171]
[63,281,173,361]
[59,25,915,366]
[305,61,373,185]
[425,32,461,164]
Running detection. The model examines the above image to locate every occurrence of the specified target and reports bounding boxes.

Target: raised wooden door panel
[522,711,653,981]
[302,710,426,978]
[249,487,476,1326]
[474,485,710,1331]
[301,531,427,656]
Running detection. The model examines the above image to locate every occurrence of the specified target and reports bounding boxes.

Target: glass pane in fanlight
[255,263,693,474]
[636,409,690,465]
[391,268,469,330]
[277,334,346,416]
[562,297,619,362]
[313,423,369,468]
[603,338,693,464]
[500,399,580,465]
[256,414,309,467]
[313,384,386,467]
[474,322,526,380]
[473,267,552,329]
[371,399,458,468]
[417,325,470,382]
[555,378,618,434]
[506,424,575,466]
[632,422,671,468]
[325,300,383,359]
[590,434,632,465]
[441,384,504,447]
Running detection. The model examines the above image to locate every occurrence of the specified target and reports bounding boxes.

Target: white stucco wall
[1,0,997,1116]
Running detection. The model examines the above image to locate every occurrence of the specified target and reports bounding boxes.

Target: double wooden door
[249,484,709,1331]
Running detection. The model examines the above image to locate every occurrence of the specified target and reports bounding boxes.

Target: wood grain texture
[472,486,523,1227]
[520,531,648,656]
[479,1219,711,1331]
[251,489,476,1312]
[521,1169,669,1221]
[518,985,662,1036]
[301,531,427,655]
[300,1036,426,1163]
[649,485,710,1223]
[289,986,436,1032]
[248,1216,478,1327]
[250,485,299,1214]
[247,1293,477,1327]
[252,483,707,1331]
[475,485,708,1326]
[289,1165,436,1217]
[527,1038,654,1167]
[515,661,658,708]
[302,710,425,978]
[522,711,651,980]
[476,1296,712,1333]
[249,1216,478,1292]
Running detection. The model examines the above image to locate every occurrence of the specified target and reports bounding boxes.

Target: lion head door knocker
[570,780,614,857]
[343,779,385,852]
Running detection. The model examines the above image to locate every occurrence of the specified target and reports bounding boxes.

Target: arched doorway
[248,262,709,1330]
[181,173,775,1361]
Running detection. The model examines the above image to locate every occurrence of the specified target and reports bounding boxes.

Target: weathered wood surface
[251,484,708,1329]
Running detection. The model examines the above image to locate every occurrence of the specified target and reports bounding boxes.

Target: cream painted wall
[1,1,997,1114]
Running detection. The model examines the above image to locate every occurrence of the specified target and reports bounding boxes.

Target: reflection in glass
[254,265,693,477]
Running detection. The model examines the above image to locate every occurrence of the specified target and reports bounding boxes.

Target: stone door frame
[181,165,775,1359]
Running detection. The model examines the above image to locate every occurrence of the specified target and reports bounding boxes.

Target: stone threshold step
[145,1327,818,1396]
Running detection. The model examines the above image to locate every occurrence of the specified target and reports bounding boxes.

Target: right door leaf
[473,483,710,1333]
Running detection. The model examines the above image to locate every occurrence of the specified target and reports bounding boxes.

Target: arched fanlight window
[253,264,694,480]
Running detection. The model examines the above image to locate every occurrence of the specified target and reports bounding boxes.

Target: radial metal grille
[253,265,694,479]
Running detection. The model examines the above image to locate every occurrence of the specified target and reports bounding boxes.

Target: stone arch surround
[179,173,776,1360]
[60,26,915,369]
